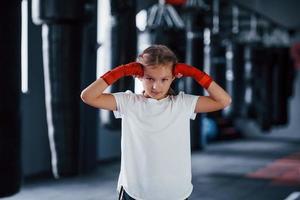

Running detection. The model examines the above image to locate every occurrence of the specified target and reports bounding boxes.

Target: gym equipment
[78,0,98,174]
[182,0,209,150]
[32,0,93,177]
[235,13,261,120]
[229,43,246,118]
[145,0,186,93]
[0,0,22,197]
[146,0,185,55]
[165,0,187,5]
[147,0,184,29]
[269,47,293,126]
[204,0,244,139]
[250,46,295,131]
[251,47,273,131]
[244,22,295,131]
[105,0,137,130]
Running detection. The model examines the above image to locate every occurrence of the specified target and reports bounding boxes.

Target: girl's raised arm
[80,62,143,110]
[194,81,232,113]
[80,78,116,110]
[174,63,232,113]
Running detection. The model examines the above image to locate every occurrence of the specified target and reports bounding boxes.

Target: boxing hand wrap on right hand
[101,62,144,85]
[174,63,213,89]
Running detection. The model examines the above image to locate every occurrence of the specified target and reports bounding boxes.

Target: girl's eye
[162,79,168,82]
[146,78,153,81]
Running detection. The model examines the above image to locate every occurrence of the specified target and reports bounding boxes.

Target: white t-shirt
[112,90,199,200]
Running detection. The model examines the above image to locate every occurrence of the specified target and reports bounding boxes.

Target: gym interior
[1,0,300,199]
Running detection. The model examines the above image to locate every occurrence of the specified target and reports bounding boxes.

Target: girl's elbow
[222,97,232,108]
[80,91,90,103]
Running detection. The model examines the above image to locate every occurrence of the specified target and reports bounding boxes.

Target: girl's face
[139,63,175,100]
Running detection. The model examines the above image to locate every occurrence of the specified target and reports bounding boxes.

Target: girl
[81,45,231,200]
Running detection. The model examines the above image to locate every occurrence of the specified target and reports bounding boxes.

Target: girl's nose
[152,83,157,89]
[152,81,160,90]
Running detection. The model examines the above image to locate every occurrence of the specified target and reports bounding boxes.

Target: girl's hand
[173,63,213,89]
[101,62,144,85]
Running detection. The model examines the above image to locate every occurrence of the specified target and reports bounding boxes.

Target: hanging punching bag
[251,46,273,131]
[104,0,137,130]
[207,0,227,120]
[32,0,85,177]
[184,7,206,150]
[271,47,292,126]
[0,0,22,197]
[231,43,246,118]
[78,0,98,174]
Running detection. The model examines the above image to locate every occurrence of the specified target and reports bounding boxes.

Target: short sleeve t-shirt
[112,90,199,200]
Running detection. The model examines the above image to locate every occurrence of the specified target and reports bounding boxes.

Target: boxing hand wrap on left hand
[174,63,213,89]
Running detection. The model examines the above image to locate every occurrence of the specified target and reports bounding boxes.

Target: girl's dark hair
[137,45,178,95]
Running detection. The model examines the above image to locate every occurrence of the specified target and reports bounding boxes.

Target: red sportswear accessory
[174,63,213,89]
[101,62,144,85]
[165,0,187,5]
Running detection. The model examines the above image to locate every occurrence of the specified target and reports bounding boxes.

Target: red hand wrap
[174,63,213,89]
[101,62,144,85]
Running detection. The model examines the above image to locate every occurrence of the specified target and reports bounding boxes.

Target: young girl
[81,45,231,200]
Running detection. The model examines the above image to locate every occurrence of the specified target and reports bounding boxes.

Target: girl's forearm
[206,81,232,106]
[80,78,109,102]
[81,62,143,103]
[101,62,143,85]
[173,63,232,106]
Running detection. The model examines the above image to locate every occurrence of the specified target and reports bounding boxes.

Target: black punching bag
[251,47,273,131]
[32,0,85,177]
[271,47,291,126]
[105,0,137,130]
[184,9,206,150]
[229,42,246,118]
[0,0,22,197]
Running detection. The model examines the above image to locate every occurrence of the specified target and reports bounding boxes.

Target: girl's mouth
[151,91,161,96]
